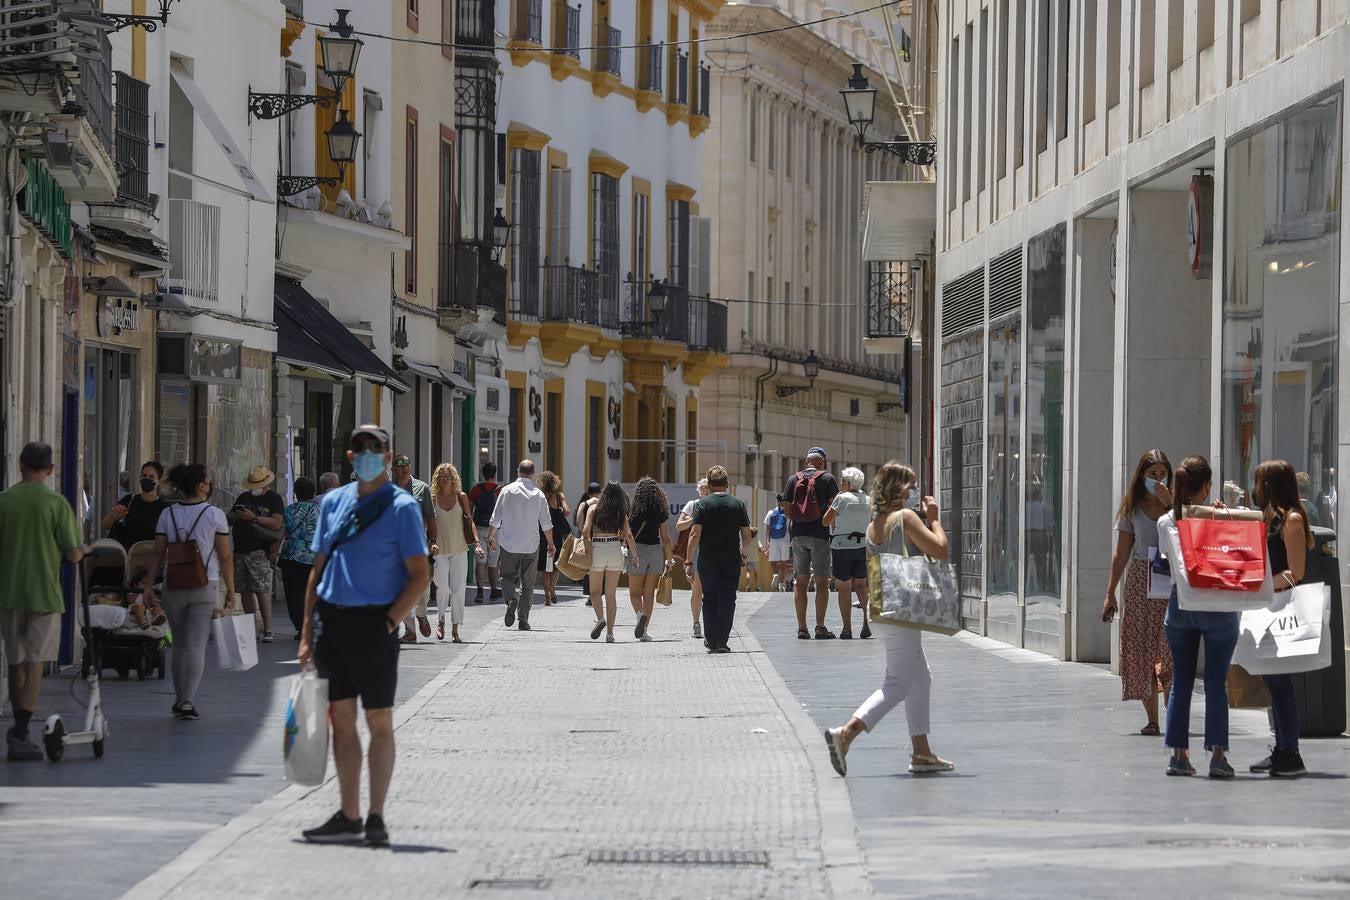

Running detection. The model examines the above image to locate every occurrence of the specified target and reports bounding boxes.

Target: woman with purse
[581,482,641,643]
[536,471,571,606]
[823,462,954,776]
[143,463,235,720]
[430,463,483,643]
[1159,455,1240,778]
[280,476,320,639]
[1248,459,1312,778]
[1101,449,1175,735]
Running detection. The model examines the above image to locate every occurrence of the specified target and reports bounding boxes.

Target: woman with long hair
[1248,459,1312,778]
[823,461,954,776]
[580,481,640,643]
[430,463,483,643]
[629,476,673,642]
[1102,449,1174,735]
[535,471,571,605]
[1160,455,1239,778]
[677,478,711,639]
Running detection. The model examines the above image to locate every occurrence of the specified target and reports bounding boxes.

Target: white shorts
[589,539,627,573]
[767,538,791,562]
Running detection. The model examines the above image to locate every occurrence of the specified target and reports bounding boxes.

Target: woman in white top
[143,463,234,721]
[430,463,483,643]
[822,466,872,640]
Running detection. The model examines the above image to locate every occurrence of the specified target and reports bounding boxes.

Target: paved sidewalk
[746,596,1350,898]
[122,592,850,899]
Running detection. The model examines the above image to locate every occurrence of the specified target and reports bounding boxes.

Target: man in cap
[781,447,839,639]
[391,452,436,642]
[228,464,285,642]
[299,425,430,847]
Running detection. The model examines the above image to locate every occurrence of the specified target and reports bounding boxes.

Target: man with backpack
[781,447,839,639]
[762,497,792,591]
[467,463,501,603]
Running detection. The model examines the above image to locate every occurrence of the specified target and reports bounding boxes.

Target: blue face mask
[352,450,386,482]
[1145,476,1168,494]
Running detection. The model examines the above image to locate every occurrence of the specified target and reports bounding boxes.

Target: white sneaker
[692,622,703,639]
[605,633,615,643]
[639,633,653,642]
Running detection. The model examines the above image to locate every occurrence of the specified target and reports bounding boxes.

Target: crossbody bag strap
[329,489,394,555]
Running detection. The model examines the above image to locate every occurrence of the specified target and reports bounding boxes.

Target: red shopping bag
[1175,517,1267,591]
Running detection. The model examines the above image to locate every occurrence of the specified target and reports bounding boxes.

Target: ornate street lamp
[250,9,364,120]
[101,0,181,33]
[278,110,362,197]
[838,64,936,166]
[492,208,511,260]
[776,349,820,398]
[648,277,668,319]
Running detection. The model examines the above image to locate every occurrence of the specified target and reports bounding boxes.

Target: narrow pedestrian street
[5,589,1349,899]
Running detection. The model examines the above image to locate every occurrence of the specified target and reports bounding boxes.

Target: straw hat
[244,465,275,489]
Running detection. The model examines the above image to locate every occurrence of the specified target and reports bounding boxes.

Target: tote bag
[1232,583,1333,676]
[556,535,590,581]
[1176,516,1267,591]
[209,612,258,671]
[283,670,330,786]
[866,537,960,636]
[1158,516,1274,612]
[655,563,675,606]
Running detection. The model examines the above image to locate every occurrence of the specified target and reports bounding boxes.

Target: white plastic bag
[209,613,258,671]
[1233,583,1332,676]
[284,670,330,785]
[1158,516,1274,612]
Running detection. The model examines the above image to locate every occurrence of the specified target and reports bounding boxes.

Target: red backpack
[789,469,826,521]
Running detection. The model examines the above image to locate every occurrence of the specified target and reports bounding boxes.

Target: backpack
[789,469,826,521]
[471,482,498,527]
[164,505,213,591]
[767,508,788,539]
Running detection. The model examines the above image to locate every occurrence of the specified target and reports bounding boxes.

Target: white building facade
[935,0,1347,698]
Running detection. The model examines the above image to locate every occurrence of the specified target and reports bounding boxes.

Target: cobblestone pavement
[746,596,1350,898]
[120,591,851,900]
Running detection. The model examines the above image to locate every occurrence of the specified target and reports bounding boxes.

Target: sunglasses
[393,457,411,466]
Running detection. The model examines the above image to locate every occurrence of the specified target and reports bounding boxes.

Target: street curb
[120,617,500,900]
[735,594,872,898]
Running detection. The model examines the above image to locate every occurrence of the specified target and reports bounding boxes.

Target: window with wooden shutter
[548,167,571,263]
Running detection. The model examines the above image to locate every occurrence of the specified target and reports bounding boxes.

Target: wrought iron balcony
[448,240,507,323]
[543,260,601,326]
[621,277,688,342]
[553,1,580,58]
[866,259,919,339]
[113,71,150,207]
[512,0,542,43]
[640,42,662,92]
[688,295,727,352]
[594,24,621,76]
[167,199,221,304]
[671,50,688,105]
[697,65,710,117]
[76,30,114,156]
[456,0,495,48]
[283,0,303,18]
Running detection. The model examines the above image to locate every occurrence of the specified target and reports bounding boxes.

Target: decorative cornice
[506,123,552,152]
[589,151,629,180]
[665,181,696,202]
[280,15,305,58]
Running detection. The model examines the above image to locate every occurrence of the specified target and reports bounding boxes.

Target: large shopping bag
[1147,546,1173,600]
[1232,582,1332,675]
[1226,664,1272,709]
[1175,512,1267,591]
[655,563,675,606]
[209,612,258,671]
[867,550,961,635]
[555,535,588,581]
[283,670,330,785]
[1158,515,1274,612]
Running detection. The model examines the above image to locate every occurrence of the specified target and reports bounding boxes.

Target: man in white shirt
[486,459,554,631]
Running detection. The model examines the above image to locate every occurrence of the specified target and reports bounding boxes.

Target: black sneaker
[590,620,605,640]
[1249,746,1275,774]
[177,702,200,721]
[303,811,364,844]
[171,701,184,718]
[1270,748,1307,778]
[518,622,531,631]
[634,613,649,639]
[860,622,872,639]
[363,813,389,847]
[504,602,517,628]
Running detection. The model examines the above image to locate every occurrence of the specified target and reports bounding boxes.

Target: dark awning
[274,276,409,392]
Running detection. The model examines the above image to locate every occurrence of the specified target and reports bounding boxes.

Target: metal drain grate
[468,878,552,890]
[588,849,770,867]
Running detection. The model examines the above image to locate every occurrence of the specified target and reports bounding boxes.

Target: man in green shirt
[0,442,87,760]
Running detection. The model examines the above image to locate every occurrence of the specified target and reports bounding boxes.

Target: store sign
[607,447,621,460]
[528,440,542,453]
[190,336,242,382]
[21,159,72,258]
[96,298,140,336]
[528,386,542,434]
[1187,174,1214,280]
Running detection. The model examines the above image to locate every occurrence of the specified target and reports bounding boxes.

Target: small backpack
[164,505,213,591]
[767,508,788,539]
[789,469,826,521]
[471,483,498,527]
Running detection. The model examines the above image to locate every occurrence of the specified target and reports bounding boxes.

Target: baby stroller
[87,539,167,681]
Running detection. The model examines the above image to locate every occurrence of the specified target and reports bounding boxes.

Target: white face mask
[250,487,267,496]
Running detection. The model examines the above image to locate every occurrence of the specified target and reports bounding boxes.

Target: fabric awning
[170,62,273,203]
[861,181,936,262]
[274,276,409,393]
[400,358,448,384]
[446,371,474,396]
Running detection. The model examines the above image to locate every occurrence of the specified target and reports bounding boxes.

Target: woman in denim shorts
[628,477,673,642]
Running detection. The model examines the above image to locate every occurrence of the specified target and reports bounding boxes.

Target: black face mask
[140,478,158,493]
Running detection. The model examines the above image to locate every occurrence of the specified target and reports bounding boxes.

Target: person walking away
[392,454,436,643]
[102,460,169,549]
[1159,455,1239,778]
[143,464,235,719]
[823,467,872,639]
[486,460,555,632]
[228,466,285,643]
[823,462,954,776]
[581,482,641,642]
[683,466,753,653]
[1248,459,1312,778]
[1101,450,1175,735]
[535,472,570,605]
[468,463,502,602]
[430,463,483,643]
[574,481,602,604]
[280,476,320,639]
[628,476,673,641]
[317,471,341,498]
[677,479,710,639]
[782,447,840,639]
[0,443,88,760]
[298,425,430,846]
[762,499,792,591]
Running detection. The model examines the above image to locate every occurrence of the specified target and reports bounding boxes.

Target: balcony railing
[655,282,688,342]
[76,30,114,157]
[456,0,495,48]
[672,50,688,105]
[283,0,303,18]
[552,1,580,58]
[114,71,150,207]
[513,0,542,43]
[688,295,727,352]
[167,199,221,304]
[697,65,710,116]
[594,24,621,76]
[640,42,662,92]
[543,260,599,324]
[866,260,919,339]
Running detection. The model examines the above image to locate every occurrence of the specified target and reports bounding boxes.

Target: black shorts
[830,547,867,581]
[315,602,399,709]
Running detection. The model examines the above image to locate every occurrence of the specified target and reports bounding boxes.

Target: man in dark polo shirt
[782,447,839,639]
[684,465,753,653]
[299,425,429,847]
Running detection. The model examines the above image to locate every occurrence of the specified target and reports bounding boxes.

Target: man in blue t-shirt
[298,424,429,848]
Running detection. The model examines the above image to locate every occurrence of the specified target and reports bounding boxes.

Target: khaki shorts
[588,539,627,573]
[0,609,61,664]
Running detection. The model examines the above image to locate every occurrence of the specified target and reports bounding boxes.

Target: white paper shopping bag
[210,612,258,671]
[1233,583,1332,676]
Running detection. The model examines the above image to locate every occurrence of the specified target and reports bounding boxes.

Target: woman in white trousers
[823,461,955,776]
[430,463,484,643]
